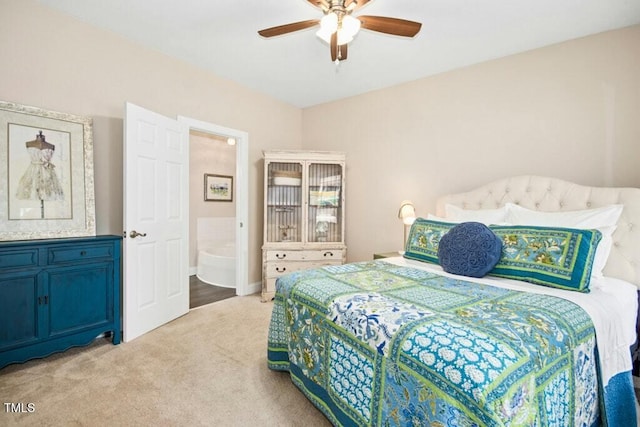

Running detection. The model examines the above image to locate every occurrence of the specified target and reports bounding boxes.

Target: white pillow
[505,203,623,277]
[505,203,623,228]
[426,213,457,223]
[444,204,508,225]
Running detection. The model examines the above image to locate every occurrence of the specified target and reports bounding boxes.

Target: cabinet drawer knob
[276,253,286,259]
[323,251,334,257]
[276,267,287,273]
[80,250,87,256]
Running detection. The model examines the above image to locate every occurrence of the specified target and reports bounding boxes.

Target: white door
[123,102,189,342]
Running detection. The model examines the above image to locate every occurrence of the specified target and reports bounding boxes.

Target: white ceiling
[37,0,640,108]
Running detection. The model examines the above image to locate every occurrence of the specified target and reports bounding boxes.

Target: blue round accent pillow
[437,221,503,278]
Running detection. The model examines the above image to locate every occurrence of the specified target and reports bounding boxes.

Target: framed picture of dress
[0,101,96,241]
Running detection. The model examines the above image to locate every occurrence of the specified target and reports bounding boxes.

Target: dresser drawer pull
[275,267,287,273]
[276,253,286,259]
[323,251,334,257]
[38,296,49,305]
[80,250,87,256]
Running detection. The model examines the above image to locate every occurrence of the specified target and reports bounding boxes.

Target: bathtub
[196,243,236,288]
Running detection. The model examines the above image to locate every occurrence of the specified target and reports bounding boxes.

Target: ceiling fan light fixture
[316,28,332,43]
[316,12,338,43]
[337,31,353,45]
[341,15,361,38]
[320,12,338,32]
[317,12,360,45]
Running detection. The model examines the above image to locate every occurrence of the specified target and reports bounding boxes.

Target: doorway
[178,116,250,299]
[188,130,237,308]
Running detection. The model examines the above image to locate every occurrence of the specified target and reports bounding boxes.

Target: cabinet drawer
[265,260,342,278]
[0,249,38,271]
[264,260,343,291]
[48,244,114,264]
[265,249,343,262]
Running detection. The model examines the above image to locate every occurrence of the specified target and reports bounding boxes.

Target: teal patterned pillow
[488,225,602,292]
[403,218,455,264]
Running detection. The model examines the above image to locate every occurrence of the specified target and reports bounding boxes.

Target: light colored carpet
[0,295,331,426]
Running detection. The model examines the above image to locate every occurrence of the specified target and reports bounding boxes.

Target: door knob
[129,230,147,239]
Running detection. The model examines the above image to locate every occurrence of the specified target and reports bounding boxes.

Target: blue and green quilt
[268,260,610,426]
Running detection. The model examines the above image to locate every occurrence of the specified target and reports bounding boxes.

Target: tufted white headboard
[436,175,640,289]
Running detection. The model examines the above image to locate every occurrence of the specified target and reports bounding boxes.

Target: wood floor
[189,275,236,309]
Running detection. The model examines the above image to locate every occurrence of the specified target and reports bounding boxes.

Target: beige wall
[302,25,640,263]
[0,0,303,285]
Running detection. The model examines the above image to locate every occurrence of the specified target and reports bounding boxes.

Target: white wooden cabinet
[262,150,346,301]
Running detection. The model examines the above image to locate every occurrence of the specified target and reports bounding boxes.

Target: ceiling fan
[257,0,422,63]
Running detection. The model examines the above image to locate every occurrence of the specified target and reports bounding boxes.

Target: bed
[267,175,640,426]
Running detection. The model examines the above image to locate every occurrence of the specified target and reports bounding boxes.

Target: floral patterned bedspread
[267,260,602,427]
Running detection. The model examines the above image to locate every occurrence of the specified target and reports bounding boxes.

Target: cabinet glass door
[307,162,343,243]
[266,161,303,243]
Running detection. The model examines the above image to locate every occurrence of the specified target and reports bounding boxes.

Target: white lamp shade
[316,13,338,43]
[398,200,416,225]
[320,13,338,32]
[316,28,333,43]
[403,215,416,226]
[337,31,354,45]
[341,15,361,37]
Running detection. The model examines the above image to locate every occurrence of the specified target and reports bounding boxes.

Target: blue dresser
[0,235,121,369]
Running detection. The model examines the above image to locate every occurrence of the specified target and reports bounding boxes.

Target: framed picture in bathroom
[204,174,233,202]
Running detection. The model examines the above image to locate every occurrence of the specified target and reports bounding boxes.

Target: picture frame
[0,101,96,241]
[204,174,233,202]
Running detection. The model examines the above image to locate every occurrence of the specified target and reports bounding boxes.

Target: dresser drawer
[0,249,38,271]
[263,259,342,295]
[265,259,342,278]
[265,261,311,277]
[47,244,114,264]
[265,249,344,262]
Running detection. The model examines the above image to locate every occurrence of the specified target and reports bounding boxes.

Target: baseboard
[239,281,261,296]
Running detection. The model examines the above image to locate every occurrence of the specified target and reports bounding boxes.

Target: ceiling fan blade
[358,16,422,37]
[258,19,320,38]
[306,0,327,9]
[330,32,338,62]
[339,43,348,61]
[345,0,371,11]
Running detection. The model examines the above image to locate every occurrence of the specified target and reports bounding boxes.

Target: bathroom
[189,130,237,307]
